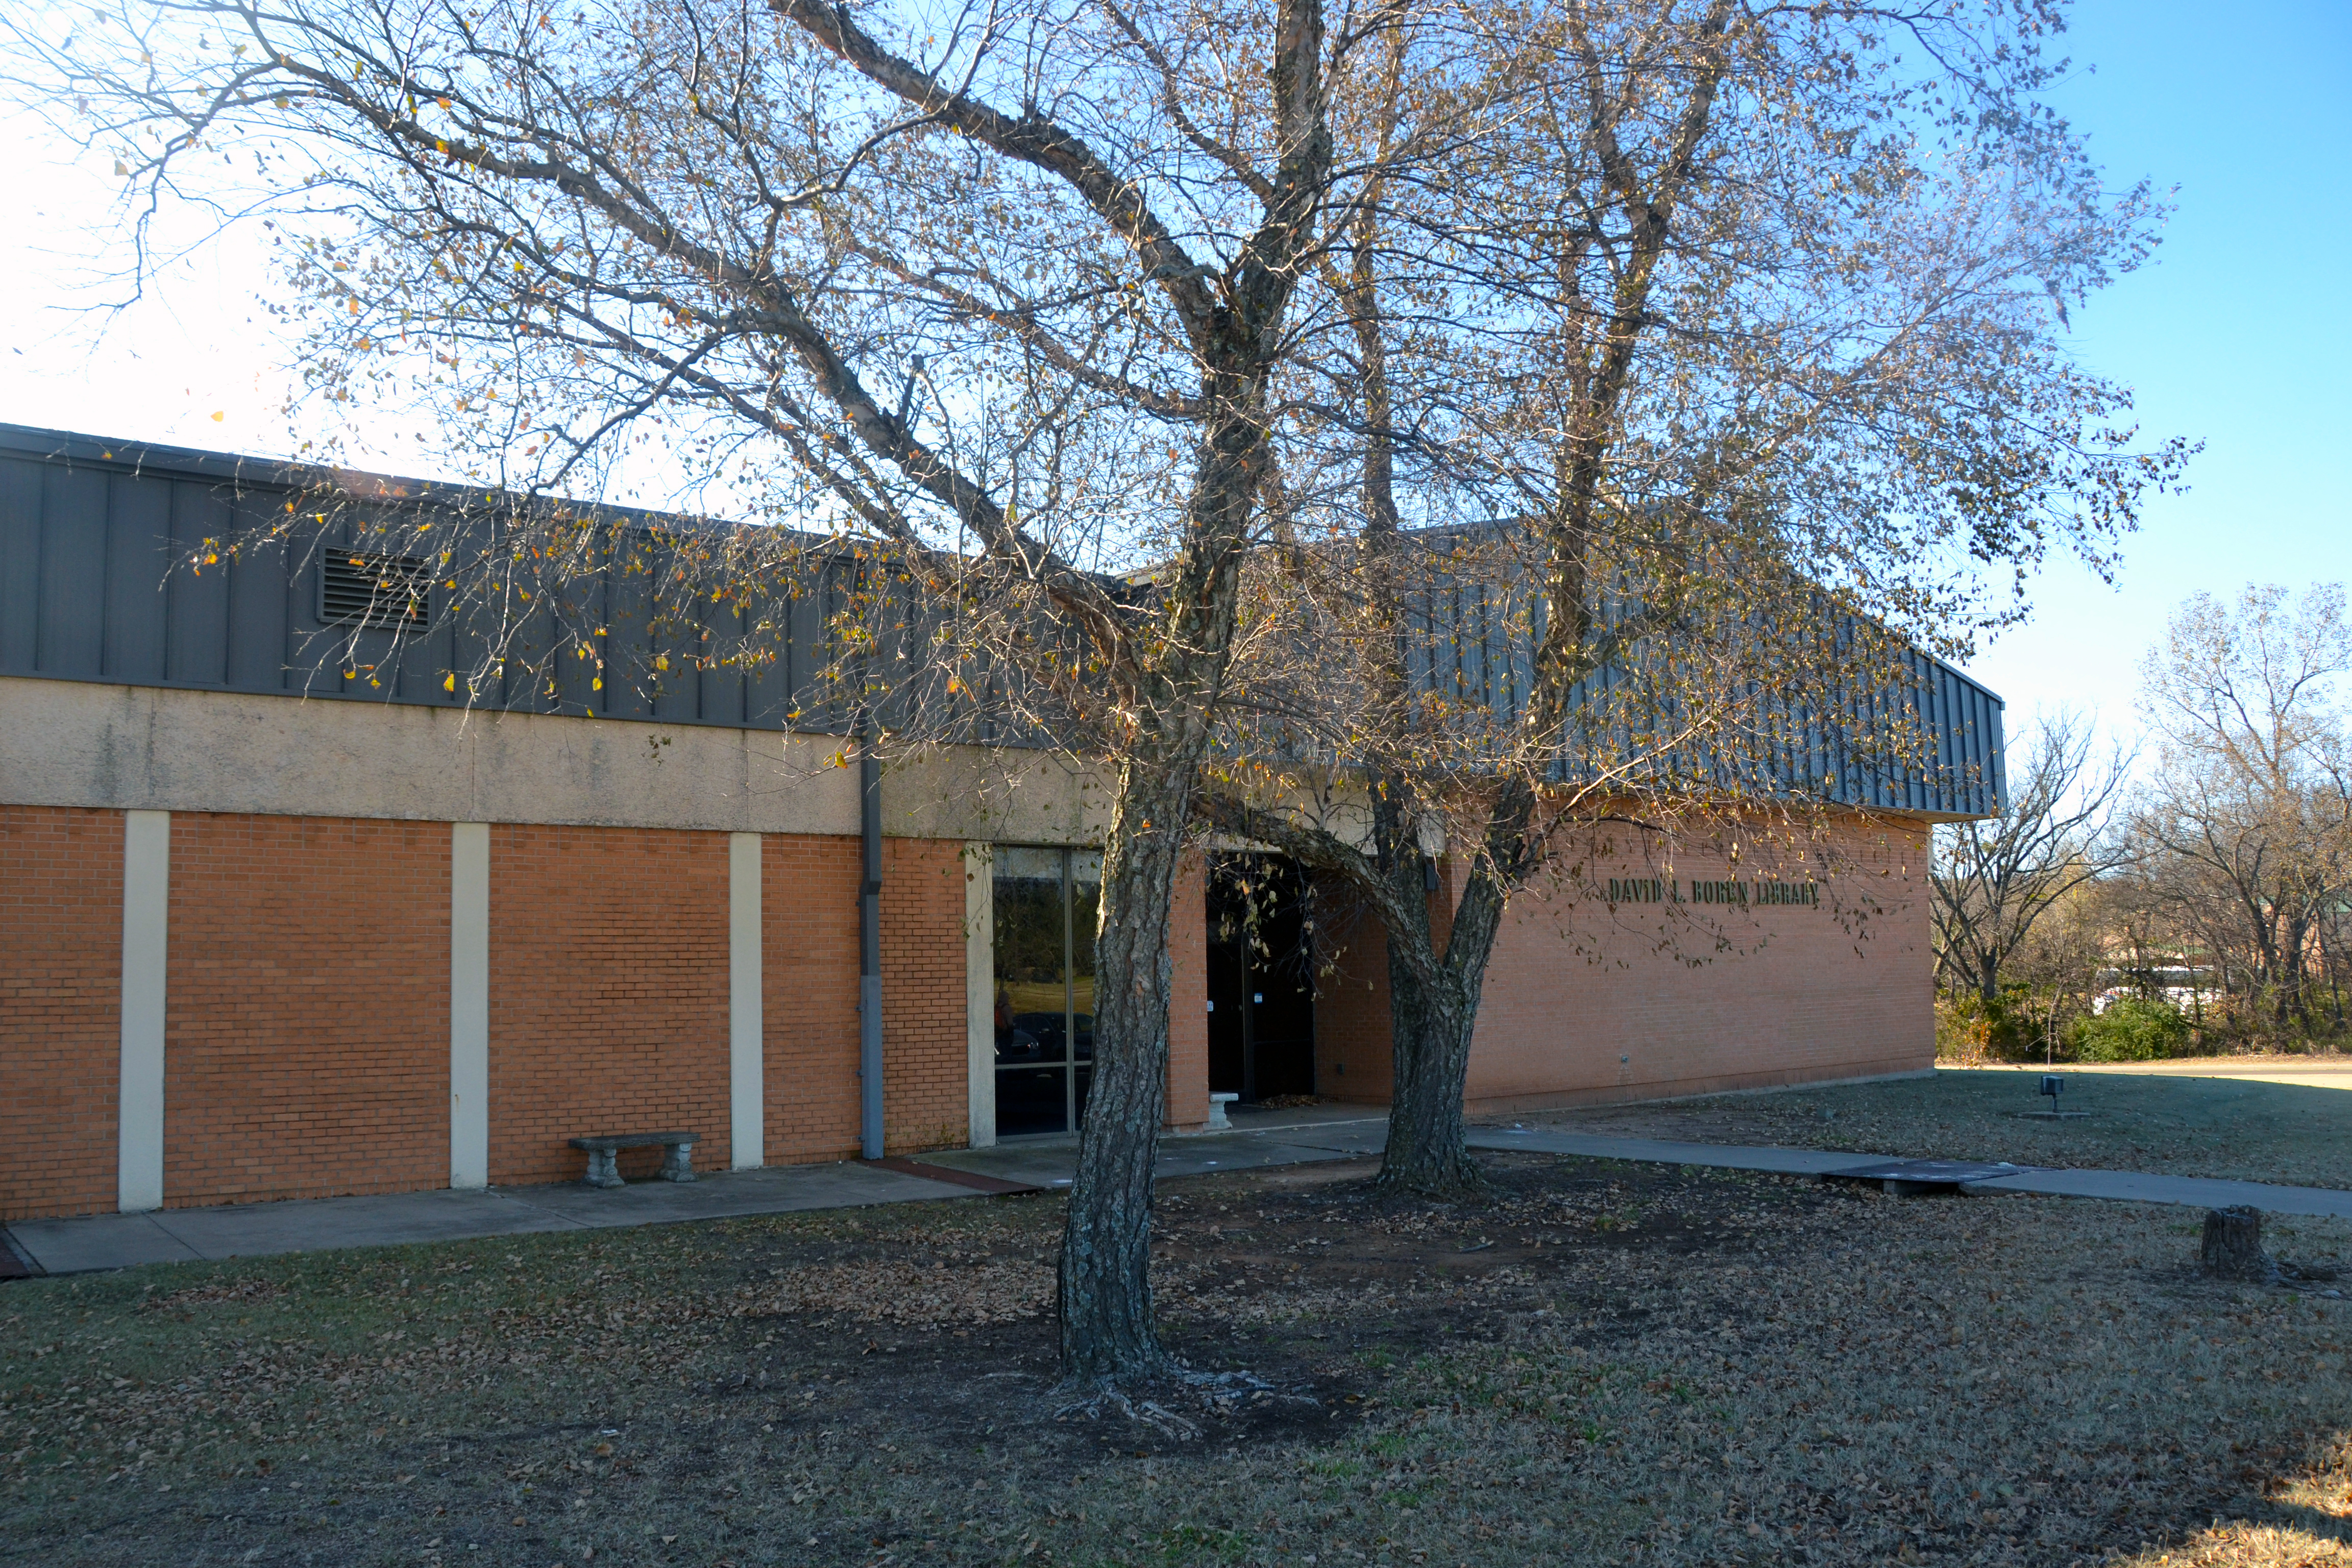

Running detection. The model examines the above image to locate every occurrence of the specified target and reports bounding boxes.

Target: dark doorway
[1206,855,1316,1101]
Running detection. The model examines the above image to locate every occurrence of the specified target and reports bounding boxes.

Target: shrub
[1935,995,1993,1062]
[2071,997,2193,1062]
[1937,988,2050,1061]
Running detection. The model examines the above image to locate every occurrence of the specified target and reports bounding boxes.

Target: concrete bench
[569,1132,697,1188]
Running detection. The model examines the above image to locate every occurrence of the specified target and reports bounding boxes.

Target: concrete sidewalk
[1,1109,1394,1277]
[5,1158,983,1275]
[927,1108,1389,1191]
[14,1106,2349,1278]
[1467,1126,2352,1218]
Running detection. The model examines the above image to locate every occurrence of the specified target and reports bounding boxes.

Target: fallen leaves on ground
[3,1154,2348,1568]
[742,1255,1051,1326]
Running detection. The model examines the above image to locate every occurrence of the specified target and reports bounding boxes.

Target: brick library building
[0,425,2006,1222]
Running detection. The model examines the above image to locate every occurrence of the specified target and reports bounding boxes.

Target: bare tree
[0,0,1509,1387]
[2132,583,2352,1034]
[1932,707,2134,1010]
[1198,0,2185,1193]
[2002,875,2116,1062]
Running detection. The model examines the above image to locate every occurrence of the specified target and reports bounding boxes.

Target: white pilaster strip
[965,842,996,1148]
[728,832,765,1169]
[116,809,170,1214]
[449,822,491,1190]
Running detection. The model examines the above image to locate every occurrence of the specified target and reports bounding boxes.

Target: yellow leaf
[113,159,130,177]
[443,673,457,692]
[210,410,226,422]
[591,677,602,691]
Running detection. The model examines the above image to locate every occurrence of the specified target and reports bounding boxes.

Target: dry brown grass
[1507,1066,2352,1190]
[2120,1524,2352,1567]
[2,1152,2347,1566]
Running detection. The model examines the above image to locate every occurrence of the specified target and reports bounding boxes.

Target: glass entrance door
[991,846,1100,1136]
[1206,854,1316,1101]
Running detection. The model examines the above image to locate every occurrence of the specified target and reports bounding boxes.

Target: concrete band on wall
[115,810,169,1214]
[449,823,491,1189]
[728,832,765,1170]
[1,675,1110,845]
[963,842,996,1149]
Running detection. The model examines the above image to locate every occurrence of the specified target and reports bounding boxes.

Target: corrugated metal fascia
[0,422,837,551]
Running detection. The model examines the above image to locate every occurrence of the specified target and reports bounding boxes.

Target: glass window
[1069,851,1100,1127]
[992,845,1098,1136]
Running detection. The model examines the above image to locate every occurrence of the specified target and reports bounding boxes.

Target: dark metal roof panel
[1,424,2006,816]
[1395,533,2007,820]
[0,423,846,737]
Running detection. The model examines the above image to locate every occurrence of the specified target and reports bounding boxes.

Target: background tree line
[1933,582,2352,1062]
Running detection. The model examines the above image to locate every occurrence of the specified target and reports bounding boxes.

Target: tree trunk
[1377,941,1488,1196]
[1056,754,1192,1382]
[2200,1205,2271,1281]
[1377,851,1511,1197]
[1052,378,1268,1382]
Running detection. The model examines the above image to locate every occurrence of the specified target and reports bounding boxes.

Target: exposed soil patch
[4,1152,2349,1567]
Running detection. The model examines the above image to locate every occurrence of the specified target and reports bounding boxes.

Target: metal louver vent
[321,552,431,629]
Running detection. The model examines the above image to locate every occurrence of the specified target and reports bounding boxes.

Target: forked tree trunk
[1377,854,1511,1197]
[1056,756,1194,1381]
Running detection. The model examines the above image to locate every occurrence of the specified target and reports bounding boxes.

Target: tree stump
[2200,1206,2273,1281]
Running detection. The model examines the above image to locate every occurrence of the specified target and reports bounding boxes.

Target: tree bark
[2200,1205,2271,1281]
[1054,295,1295,1380]
[1377,942,1488,1197]
[1057,752,1194,1380]
[1376,839,1513,1198]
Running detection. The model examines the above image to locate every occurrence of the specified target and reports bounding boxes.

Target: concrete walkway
[1466,1126,2352,1218]
[4,1159,982,1275]
[1,1109,1393,1277]
[12,1105,2350,1277]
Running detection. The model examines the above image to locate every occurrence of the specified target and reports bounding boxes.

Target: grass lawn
[4,1153,2349,1567]
[1503,1067,2352,1190]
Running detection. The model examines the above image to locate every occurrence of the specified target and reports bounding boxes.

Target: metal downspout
[859,716,885,1160]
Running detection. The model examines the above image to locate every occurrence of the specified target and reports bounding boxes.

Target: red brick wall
[0,806,124,1220]
[1165,854,1209,1130]
[762,833,972,1163]
[762,833,861,1163]
[1308,815,1935,1111]
[1468,815,1932,1108]
[163,814,449,1207]
[882,838,972,1153]
[487,824,730,1184]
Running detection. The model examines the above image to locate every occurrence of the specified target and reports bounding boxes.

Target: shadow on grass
[3,1153,2348,1566]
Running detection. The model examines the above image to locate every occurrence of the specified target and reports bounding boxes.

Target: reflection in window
[992,846,1100,1136]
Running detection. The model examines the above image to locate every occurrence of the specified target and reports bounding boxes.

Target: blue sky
[2,0,2346,739]
[1954,0,2352,731]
